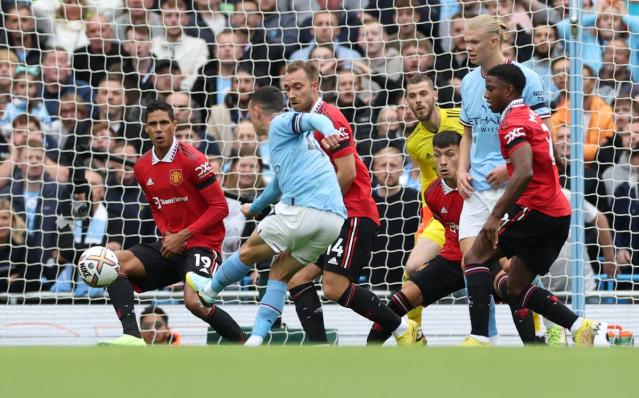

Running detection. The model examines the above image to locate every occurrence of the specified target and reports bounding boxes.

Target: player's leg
[403,220,442,326]
[288,264,326,343]
[245,252,305,346]
[320,217,418,345]
[368,256,465,344]
[101,249,146,344]
[181,249,246,343]
[186,228,277,303]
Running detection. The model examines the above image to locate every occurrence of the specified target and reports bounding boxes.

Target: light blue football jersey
[460,61,550,192]
[250,112,347,219]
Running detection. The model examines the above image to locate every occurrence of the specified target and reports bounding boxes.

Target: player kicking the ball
[99,100,246,346]
[186,86,421,346]
[283,61,416,345]
[461,64,602,346]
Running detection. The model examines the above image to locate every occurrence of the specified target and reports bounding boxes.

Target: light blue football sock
[209,252,252,293]
[252,279,288,338]
[488,295,498,338]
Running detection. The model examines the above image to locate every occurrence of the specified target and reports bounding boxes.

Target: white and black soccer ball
[77,246,120,288]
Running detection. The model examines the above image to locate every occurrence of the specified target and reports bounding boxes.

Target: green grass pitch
[1,347,636,398]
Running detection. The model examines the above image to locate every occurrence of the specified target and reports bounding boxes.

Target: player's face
[484,75,509,113]
[140,315,171,344]
[406,81,437,122]
[434,144,459,181]
[284,69,317,112]
[145,110,177,151]
[464,27,498,66]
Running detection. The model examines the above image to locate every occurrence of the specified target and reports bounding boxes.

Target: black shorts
[409,255,465,306]
[498,205,571,276]
[128,241,220,293]
[317,217,377,283]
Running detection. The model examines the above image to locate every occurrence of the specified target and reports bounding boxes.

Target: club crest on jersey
[504,127,525,144]
[169,169,183,186]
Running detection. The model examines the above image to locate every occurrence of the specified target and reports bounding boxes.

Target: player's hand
[241,203,257,218]
[161,231,188,257]
[321,134,341,151]
[486,165,509,188]
[481,214,502,250]
[457,169,474,199]
[616,249,632,266]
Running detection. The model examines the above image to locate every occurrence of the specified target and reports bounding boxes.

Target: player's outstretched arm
[249,175,282,216]
[295,113,340,137]
[482,143,533,249]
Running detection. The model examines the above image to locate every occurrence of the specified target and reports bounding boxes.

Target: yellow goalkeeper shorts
[416,210,445,248]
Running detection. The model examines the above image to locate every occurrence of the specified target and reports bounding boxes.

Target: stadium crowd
[0,0,637,297]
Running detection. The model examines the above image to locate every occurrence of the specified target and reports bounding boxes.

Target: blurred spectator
[0,49,17,97]
[174,124,221,156]
[369,146,420,288]
[206,67,256,158]
[184,0,217,55]
[1,65,52,129]
[114,0,164,41]
[231,0,286,85]
[121,25,156,93]
[94,75,144,151]
[104,143,155,249]
[602,120,639,206]
[597,38,634,105]
[192,30,246,112]
[0,139,69,291]
[139,306,181,345]
[0,196,28,293]
[56,94,92,165]
[554,123,608,212]
[73,15,126,88]
[143,59,183,105]
[153,0,209,90]
[596,98,638,176]
[47,0,92,54]
[434,12,474,93]
[334,68,374,151]
[41,47,93,118]
[551,63,614,162]
[277,0,367,28]
[401,39,457,106]
[386,0,428,51]
[191,0,228,39]
[257,0,298,48]
[368,0,437,47]
[550,56,568,108]
[1,2,44,65]
[88,122,118,169]
[289,10,361,64]
[611,148,639,271]
[297,0,362,47]
[356,19,402,79]
[166,91,203,132]
[522,22,562,100]
[309,44,339,103]
[487,0,533,62]
[0,115,68,187]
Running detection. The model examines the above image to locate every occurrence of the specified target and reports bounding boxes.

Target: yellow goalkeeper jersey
[406,107,464,206]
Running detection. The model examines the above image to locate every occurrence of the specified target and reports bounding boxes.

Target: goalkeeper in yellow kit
[403,75,505,343]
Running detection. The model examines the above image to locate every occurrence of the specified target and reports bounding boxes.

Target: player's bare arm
[482,142,533,249]
[333,153,356,194]
[457,125,473,198]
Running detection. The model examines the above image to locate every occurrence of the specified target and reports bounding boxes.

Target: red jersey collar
[151,138,178,165]
[310,97,324,114]
[501,98,525,120]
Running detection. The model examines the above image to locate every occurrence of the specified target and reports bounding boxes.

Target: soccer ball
[77,246,120,288]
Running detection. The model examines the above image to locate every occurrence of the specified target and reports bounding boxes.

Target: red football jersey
[311,98,380,225]
[134,140,229,252]
[423,178,463,262]
[498,100,571,217]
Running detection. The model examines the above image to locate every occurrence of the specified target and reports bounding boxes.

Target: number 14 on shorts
[326,238,344,265]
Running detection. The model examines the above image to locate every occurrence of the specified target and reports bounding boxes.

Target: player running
[99,100,245,346]
[186,86,419,346]
[458,15,551,343]
[283,61,417,345]
[461,64,602,347]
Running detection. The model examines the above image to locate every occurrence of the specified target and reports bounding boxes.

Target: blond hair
[466,15,508,43]
[0,48,18,64]
[0,197,26,245]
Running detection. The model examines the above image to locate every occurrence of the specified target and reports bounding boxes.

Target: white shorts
[458,187,506,240]
[257,203,344,265]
